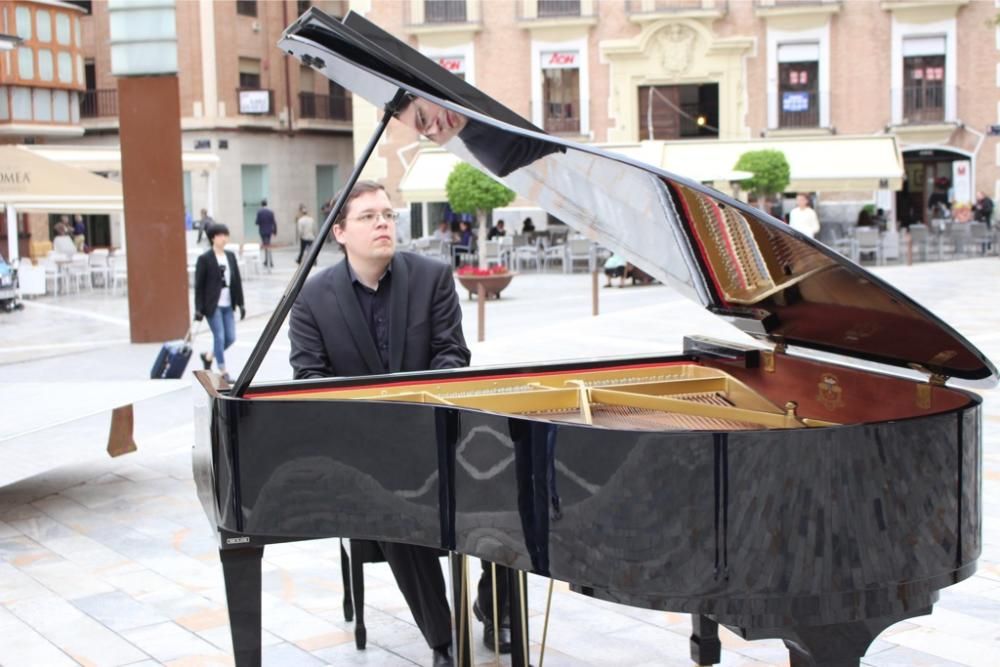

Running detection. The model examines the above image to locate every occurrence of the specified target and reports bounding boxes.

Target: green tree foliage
[734,149,791,203]
[445,162,516,215]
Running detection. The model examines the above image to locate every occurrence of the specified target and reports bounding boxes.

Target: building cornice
[755,1,841,20]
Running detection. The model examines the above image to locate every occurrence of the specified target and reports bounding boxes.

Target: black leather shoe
[432,646,453,667]
[473,598,511,654]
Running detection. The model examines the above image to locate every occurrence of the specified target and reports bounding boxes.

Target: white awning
[22,144,221,173]
[398,148,460,202]
[656,135,904,192]
[0,145,123,213]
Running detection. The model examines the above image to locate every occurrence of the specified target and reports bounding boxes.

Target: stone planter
[455,272,515,300]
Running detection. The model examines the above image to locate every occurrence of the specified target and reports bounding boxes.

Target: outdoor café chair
[565,238,594,273]
[854,227,882,265]
[969,222,991,255]
[241,243,262,278]
[542,242,566,272]
[907,224,933,262]
[88,249,111,288]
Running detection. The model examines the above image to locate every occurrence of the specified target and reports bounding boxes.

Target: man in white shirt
[788,193,820,239]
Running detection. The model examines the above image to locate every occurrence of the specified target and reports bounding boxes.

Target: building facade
[351,0,999,234]
[9,0,356,244]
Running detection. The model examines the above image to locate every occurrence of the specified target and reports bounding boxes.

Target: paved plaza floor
[0,244,998,666]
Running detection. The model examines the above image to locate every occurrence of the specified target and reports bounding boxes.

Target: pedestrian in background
[974,191,994,228]
[71,214,87,252]
[788,193,820,239]
[194,223,245,385]
[196,208,215,245]
[255,199,277,270]
[295,204,317,265]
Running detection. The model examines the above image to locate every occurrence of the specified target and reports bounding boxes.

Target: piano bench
[340,538,386,650]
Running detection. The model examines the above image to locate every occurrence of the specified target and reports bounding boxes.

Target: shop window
[37,10,52,42]
[433,55,466,81]
[903,54,945,123]
[541,54,580,134]
[53,90,70,123]
[55,13,71,45]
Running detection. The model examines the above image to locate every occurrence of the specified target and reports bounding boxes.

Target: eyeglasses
[348,210,399,225]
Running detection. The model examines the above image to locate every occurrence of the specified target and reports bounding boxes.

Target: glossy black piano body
[193,8,996,667]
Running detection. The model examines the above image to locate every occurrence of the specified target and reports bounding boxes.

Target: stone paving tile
[0,604,78,667]
[71,590,171,632]
[3,255,1000,665]
[7,593,150,665]
[120,620,228,663]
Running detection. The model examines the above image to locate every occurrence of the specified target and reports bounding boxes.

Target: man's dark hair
[260,199,268,207]
[206,223,230,241]
[333,180,388,229]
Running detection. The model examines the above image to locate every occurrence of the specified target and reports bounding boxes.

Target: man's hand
[194,312,204,322]
[239,306,246,321]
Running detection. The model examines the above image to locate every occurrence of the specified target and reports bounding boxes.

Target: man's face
[334,189,396,263]
[395,97,468,144]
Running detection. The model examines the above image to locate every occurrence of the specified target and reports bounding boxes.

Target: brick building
[351,0,999,236]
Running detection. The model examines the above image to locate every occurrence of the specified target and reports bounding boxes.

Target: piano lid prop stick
[491,562,500,665]
[230,88,411,398]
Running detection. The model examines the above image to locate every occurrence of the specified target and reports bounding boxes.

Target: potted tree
[734,149,791,218]
[445,162,517,299]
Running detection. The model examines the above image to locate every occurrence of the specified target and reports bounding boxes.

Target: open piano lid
[279,9,997,388]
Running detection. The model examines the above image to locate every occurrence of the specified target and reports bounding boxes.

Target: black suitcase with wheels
[150,322,199,379]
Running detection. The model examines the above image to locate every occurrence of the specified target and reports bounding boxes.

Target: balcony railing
[902,83,945,124]
[626,0,727,14]
[425,0,466,22]
[775,90,821,129]
[80,89,118,118]
[298,91,352,122]
[543,115,580,134]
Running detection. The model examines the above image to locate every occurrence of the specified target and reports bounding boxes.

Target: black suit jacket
[194,249,244,317]
[289,252,470,379]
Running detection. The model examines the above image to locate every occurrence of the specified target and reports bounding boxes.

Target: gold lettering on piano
[816,373,844,410]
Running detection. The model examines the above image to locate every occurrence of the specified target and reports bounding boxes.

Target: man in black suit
[288,180,469,667]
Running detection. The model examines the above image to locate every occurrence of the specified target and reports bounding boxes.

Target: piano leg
[690,615,721,665]
[507,568,531,667]
[450,553,473,667]
[219,546,264,667]
[351,546,367,649]
[340,540,354,622]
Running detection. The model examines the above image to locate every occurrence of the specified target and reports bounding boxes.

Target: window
[0,88,8,120]
[777,42,819,129]
[11,88,31,120]
[638,84,718,140]
[37,11,52,42]
[75,17,82,47]
[53,89,69,123]
[238,57,262,89]
[297,0,311,16]
[84,59,96,90]
[328,80,351,120]
[541,51,580,134]
[425,0,466,23]
[55,13,71,45]
[18,47,34,79]
[299,64,314,92]
[15,7,32,40]
[433,55,466,80]
[538,0,580,17]
[236,1,258,17]
[38,49,54,81]
[65,1,92,14]
[58,52,73,84]
[902,36,946,124]
[33,88,52,122]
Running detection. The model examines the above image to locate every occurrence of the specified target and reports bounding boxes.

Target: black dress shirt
[348,261,392,372]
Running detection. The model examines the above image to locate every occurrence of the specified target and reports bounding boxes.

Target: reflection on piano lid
[279,9,997,387]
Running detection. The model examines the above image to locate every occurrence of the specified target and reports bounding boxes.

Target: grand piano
[193,8,995,667]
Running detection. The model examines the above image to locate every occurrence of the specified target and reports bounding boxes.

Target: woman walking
[194,223,245,384]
